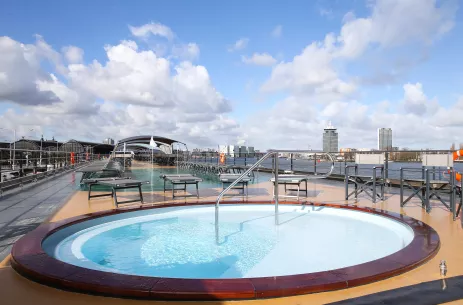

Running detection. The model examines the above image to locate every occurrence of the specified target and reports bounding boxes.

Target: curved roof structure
[114,136,187,152]
[116,136,186,146]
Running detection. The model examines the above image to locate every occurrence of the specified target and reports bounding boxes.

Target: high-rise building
[323,122,338,153]
[103,138,115,145]
[247,146,255,157]
[378,128,392,151]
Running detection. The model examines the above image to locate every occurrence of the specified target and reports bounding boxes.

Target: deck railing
[185,149,463,181]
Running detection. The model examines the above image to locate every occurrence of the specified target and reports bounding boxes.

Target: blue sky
[0,0,462,149]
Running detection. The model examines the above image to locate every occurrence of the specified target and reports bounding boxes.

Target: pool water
[79,167,272,192]
[44,205,414,279]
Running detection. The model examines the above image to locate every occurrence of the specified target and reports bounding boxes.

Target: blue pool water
[44,205,414,279]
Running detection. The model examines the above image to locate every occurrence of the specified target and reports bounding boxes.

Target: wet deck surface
[0,171,79,261]
[0,161,463,304]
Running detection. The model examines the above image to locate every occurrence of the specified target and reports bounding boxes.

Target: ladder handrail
[215,149,335,208]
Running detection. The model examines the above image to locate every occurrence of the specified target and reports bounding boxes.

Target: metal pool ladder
[214,149,335,243]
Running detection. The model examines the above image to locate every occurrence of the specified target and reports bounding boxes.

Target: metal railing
[184,149,463,181]
[0,162,92,196]
[214,149,335,243]
[0,147,112,195]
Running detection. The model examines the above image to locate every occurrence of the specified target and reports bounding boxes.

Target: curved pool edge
[10,201,440,300]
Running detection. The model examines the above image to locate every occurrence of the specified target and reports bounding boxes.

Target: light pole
[40,136,43,166]
[24,128,37,167]
[55,137,59,168]
[0,127,16,170]
[28,130,44,166]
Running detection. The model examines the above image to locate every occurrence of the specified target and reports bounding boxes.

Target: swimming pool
[43,205,413,278]
[13,202,439,300]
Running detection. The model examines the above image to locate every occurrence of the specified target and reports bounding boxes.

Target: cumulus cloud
[0,32,237,147]
[242,0,460,149]
[64,40,230,114]
[0,0,460,150]
[261,42,355,96]
[0,36,61,106]
[228,38,249,52]
[271,25,282,38]
[336,0,457,58]
[241,53,277,66]
[402,82,438,116]
[62,46,84,63]
[171,43,200,61]
[129,22,175,40]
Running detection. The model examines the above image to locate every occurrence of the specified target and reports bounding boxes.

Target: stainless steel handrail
[214,149,335,243]
[215,149,335,207]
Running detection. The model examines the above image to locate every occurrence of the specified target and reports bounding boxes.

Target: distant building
[103,138,115,145]
[219,145,255,157]
[378,128,392,150]
[323,122,338,153]
[220,145,239,157]
[247,146,255,157]
[237,146,246,157]
[339,148,356,156]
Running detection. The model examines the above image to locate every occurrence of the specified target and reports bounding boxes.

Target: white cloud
[271,25,282,38]
[259,1,456,95]
[68,40,231,114]
[0,0,461,150]
[241,88,463,150]
[0,35,237,148]
[319,8,333,19]
[62,46,84,64]
[402,82,438,116]
[129,22,175,40]
[241,53,277,66]
[241,0,459,150]
[261,42,355,96]
[228,38,249,52]
[336,0,457,58]
[0,36,61,106]
[342,11,356,23]
[171,43,200,61]
[35,73,98,115]
[434,97,463,127]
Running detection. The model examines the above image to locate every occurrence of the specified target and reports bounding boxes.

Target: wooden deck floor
[1,162,463,304]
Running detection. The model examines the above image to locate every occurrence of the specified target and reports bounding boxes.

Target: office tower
[323,122,338,153]
[378,128,392,150]
[247,146,255,157]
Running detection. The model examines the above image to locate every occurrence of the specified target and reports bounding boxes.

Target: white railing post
[275,153,279,225]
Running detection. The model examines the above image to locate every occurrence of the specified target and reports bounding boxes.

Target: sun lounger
[77,160,123,182]
[160,174,202,198]
[82,177,149,207]
[219,173,252,196]
[271,175,309,200]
